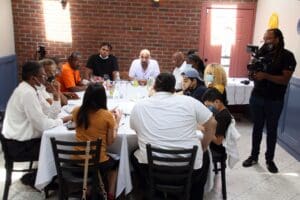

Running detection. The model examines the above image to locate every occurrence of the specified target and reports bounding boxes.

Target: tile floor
[0,118,299,200]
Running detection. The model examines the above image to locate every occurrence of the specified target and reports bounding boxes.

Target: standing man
[86,42,120,81]
[242,28,297,173]
[128,49,160,85]
[172,51,191,91]
[58,52,87,92]
[130,73,216,200]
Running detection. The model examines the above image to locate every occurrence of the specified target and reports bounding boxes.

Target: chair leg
[221,162,227,200]
[213,161,218,174]
[3,163,13,200]
[29,161,33,170]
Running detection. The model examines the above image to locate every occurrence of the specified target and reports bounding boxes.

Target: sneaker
[266,161,278,173]
[242,156,258,167]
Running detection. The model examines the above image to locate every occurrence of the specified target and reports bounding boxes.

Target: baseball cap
[181,68,202,81]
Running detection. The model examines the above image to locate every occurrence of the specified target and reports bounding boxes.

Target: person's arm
[113,71,120,81]
[67,85,87,92]
[107,109,122,146]
[84,67,93,80]
[128,60,137,80]
[23,91,63,132]
[201,117,217,151]
[60,93,68,106]
[112,56,120,81]
[254,70,293,85]
[201,116,217,151]
[212,135,224,145]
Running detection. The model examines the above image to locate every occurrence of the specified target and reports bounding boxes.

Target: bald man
[172,51,191,90]
[128,49,160,85]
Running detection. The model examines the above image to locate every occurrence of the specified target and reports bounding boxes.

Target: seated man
[85,42,120,81]
[2,61,71,185]
[51,57,79,100]
[58,52,87,92]
[40,58,68,105]
[130,73,217,200]
[128,49,160,85]
[172,51,190,91]
[181,68,207,102]
[202,88,232,155]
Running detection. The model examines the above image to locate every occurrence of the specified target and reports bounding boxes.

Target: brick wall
[12,0,256,78]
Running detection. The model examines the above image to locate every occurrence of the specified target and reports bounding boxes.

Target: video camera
[246,44,272,80]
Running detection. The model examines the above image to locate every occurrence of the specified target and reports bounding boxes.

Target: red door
[199,3,256,77]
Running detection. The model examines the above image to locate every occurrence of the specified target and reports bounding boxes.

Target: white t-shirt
[173,61,191,90]
[128,59,160,80]
[130,92,212,169]
[2,82,63,141]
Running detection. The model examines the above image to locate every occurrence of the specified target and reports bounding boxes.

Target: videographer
[242,28,297,173]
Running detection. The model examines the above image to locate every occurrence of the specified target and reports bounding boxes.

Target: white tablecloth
[35,85,148,197]
[226,78,254,105]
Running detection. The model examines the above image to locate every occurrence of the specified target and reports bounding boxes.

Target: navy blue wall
[278,77,300,161]
[0,55,18,112]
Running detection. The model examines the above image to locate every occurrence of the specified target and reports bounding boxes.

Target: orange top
[72,107,116,163]
[58,62,81,92]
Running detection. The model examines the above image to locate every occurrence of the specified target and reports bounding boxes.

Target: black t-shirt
[252,48,297,101]
[184,81,207,102]
[86,54,119,80]
[210,108,232,154]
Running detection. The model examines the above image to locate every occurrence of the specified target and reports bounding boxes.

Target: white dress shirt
[2,82,63,141]
[36,85,61,119]
[130,92,212,169]
[173,61,191,90]
[128,59,160,80]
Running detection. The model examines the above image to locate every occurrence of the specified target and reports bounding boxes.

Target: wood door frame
[199,2,257,64]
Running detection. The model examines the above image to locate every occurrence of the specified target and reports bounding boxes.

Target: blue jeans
[250,96,284,162]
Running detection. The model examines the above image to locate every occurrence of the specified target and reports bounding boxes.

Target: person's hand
[148,86,156,97]
[62,115,73,123]
[138,79,147,86]
[207,82,214,88]
[45,82,60,101]
[253,71,267,80]
[111,109,123,125]
[63,92,79,99]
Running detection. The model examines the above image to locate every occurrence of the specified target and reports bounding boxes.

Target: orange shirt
[72,107,116,162]
[58,62,81,92]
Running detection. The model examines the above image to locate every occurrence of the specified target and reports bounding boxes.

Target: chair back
[146,144,197,200]
[50,137,101,198]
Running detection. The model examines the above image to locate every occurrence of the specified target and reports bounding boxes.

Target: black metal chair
[212,150,227,200]
[50,137,102,200]
[146,144,198,200]
[0,132,37,200]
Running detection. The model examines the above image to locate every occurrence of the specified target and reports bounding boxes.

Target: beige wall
[0,0,15,57]
[253,0,300,77]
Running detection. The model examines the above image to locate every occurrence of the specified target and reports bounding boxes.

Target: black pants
[131,150,210,200]
[5,137,41,161]
[249,95,284,162]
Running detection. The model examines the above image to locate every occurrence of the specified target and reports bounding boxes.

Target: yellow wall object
[268,13,279,28]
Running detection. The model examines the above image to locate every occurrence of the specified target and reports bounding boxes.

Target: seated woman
[204,63,228,105]
[186,53,205,79]
[72,83,122,200]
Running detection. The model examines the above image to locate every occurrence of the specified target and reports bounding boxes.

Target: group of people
[1,28,297,199]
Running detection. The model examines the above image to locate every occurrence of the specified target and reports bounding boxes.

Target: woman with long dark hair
[72,83,122,200]
[186,53,205,79]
